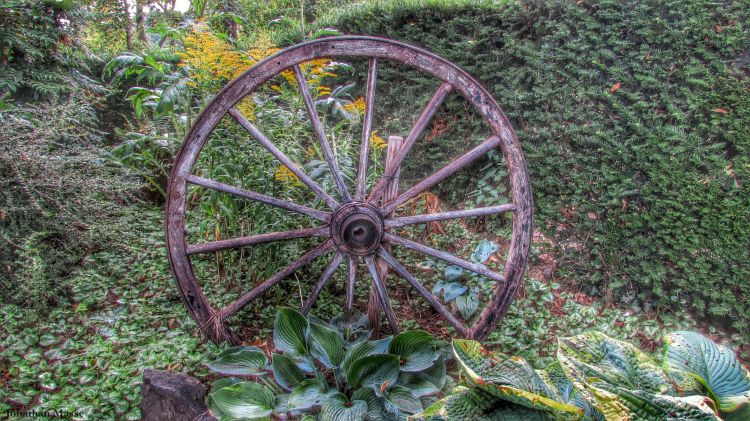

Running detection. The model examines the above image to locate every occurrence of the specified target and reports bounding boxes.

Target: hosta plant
[412,331,749,420]
[205,308,448,420]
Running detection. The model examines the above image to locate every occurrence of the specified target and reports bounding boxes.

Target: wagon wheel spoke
[376,246,469,336]
[364,255,400,333]
[293,64,351,202]
[381,135,502,215]
[355,58,378,201]
[346,255,358,310]
[384,233,505,282]
[302,251,345,314]
[228,107,339,209]
[219,240,335,320]
[385,204,515,228]
[187,175,329,221]
[367,82,453,203]
[186,226,329,256]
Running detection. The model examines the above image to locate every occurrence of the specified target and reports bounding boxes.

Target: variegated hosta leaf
[410,386,555,421]
[384,384,423,414]
[557,350,631,421]
[539,362,606,421]
[288,377,329,411]
[207,381,275,420]
[663,331,750,420]
[595,383,720,420]
[557,331,674,395]
[207,346,269,376]
[271,353,306,391]
[452,339,583,418]
[309,322,345,369]
[389,330,439,372]
[321,392,368,421]
[346,354,400,390]
[274,307,309,356]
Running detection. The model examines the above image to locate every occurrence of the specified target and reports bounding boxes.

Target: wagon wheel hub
[331,202,384,256]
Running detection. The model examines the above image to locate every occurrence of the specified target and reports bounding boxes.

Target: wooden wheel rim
[165,36,533,343]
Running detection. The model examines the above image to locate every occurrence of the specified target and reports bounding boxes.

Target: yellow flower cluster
[274,164,302,186]
[342,97,367,115]
[370,131,387,152]
[179,24,250,83]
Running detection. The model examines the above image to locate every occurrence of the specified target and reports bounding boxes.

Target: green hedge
[309,0,750,335]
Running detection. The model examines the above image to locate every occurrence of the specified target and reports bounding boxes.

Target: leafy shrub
[412,331,749,420]
[0,96,140,310]
[205,308,448,420]
[311,0,750,339]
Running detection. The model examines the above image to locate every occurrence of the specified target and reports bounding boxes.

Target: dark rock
[140,369,216,421]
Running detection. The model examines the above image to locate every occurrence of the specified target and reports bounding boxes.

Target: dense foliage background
[316,0,750,335]
[1,0,748,418]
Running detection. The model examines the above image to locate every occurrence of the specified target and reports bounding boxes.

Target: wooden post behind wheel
[367,135,404,337]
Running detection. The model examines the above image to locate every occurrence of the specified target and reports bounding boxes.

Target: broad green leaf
[384,384,423,414]
[410,386,555,421]
[432,281,467,302]
[444,265,464,281]
[330,309,370,343]
[208,381,274,420]
[309,322,345,369]
[210,377,243,394]
[398,372,440,398]
[340,337,392,376]
[470,240,498,263]
[389,330,439,372]
[346,354,400,390]
[288,377,328,411]
[274,308,309,356]
[271,353,306,391]
[557,331,674,394]
[453,339,583,418]
[321,392,367,421]
[207,346,268,376]
[352,386,387,420]
[455,292,478,320]
[663,331,750,419]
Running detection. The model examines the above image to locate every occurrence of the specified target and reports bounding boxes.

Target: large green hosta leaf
[321,392,368,421]
[271,353,306,391]
[389,330,439,372]
[309,322,345,369]
[346,354,400,390]
[340,337,393,376]
[663,331,750,420]
[351,386,387,420]
[452,339,583,419]
[274,308,309,356]
[384,384,423,414]
[557,332,674,395]
[208,381,275,420]
[288,377,329,411]
[398,358,447,398]
[410,386,555,421]
[207,346,269,376]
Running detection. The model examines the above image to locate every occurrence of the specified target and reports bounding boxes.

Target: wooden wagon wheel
[166,36,533,344]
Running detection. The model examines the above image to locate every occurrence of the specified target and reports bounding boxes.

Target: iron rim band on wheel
[165,36,533,343]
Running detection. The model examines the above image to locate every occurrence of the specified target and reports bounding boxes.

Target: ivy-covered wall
[309,0,750,335]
